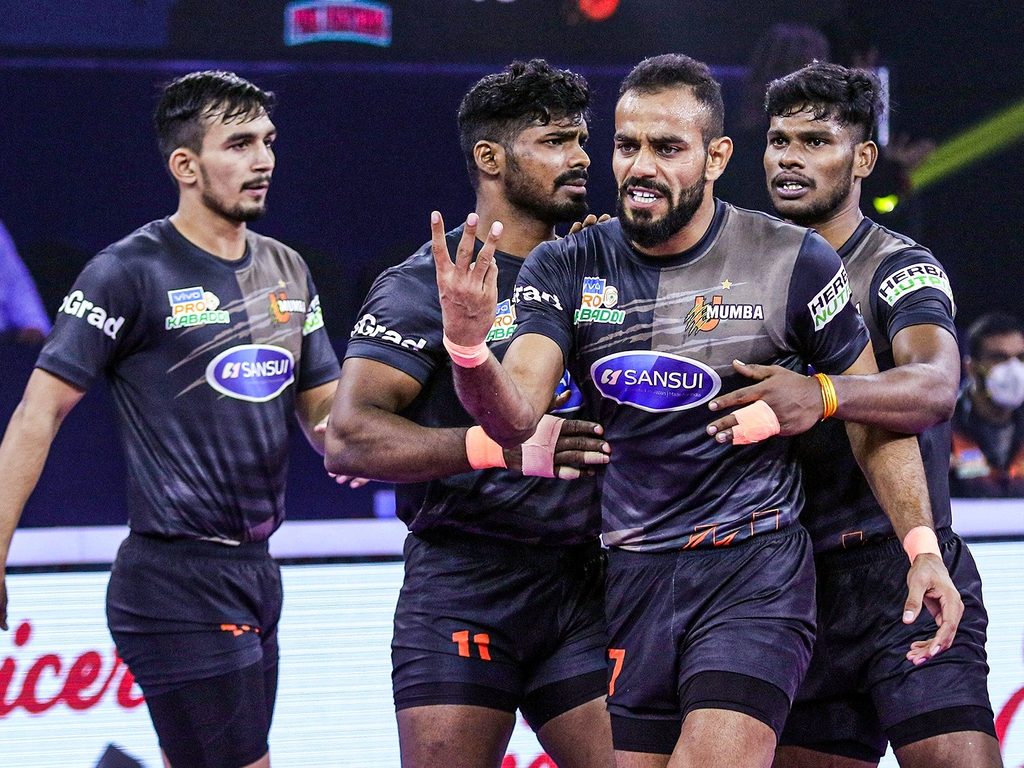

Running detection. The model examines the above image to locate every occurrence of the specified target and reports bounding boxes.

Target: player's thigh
[397,704,516,768]
[893,730,1002,768]
[669,707,777,768]
[537,695,615,768]
[774,744,877,768]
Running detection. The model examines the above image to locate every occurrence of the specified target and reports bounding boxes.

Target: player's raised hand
[431,211,502,347]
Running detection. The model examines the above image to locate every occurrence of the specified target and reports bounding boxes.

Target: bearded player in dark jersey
[706,62,1000,768]
[431,53,960,768]
[325,61,614,768]
[0,72,340,768]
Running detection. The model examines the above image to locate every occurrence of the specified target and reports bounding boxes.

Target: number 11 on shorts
[452,630,492,660]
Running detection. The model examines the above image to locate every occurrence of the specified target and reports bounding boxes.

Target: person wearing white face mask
[951,312,1024,497]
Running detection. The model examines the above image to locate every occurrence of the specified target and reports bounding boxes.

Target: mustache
[555,169,589,187]
[242,176,272,190]
[619,177,672,197]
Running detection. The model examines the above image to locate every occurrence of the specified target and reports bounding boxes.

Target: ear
[853,140,878,180]
[472,140,505,181]
[704,135,733,182]
[168,148,198,187]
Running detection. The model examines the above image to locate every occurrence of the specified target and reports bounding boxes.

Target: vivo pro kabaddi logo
[591,351,721,412]
[205,345,295,402]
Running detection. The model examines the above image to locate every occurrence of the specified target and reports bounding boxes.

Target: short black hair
[154,70,276,163]
[765,61,883,143]
[965,312,1024,358]
[618,53,724,145]
[457,59,591,189]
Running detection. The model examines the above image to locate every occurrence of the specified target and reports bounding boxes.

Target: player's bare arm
[707,324,960,439]
[432,211,563,447]
[0,369,86,630]
[326,351,608,484]
[295,379,339,454]
[840,345,964,663]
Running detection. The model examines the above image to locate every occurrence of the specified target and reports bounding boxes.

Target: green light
[910,98,1024,191]
[873,194,900,214]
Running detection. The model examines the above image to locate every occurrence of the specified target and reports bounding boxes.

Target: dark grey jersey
[797,218,956,553]
[514,202,869,552]
[37,218,340,542]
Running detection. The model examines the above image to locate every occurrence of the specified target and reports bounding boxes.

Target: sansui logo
[206,345,295,402]
[575,276,624,325]
[351,313,426,350]
[591,351,721,412]
[877,262,954,307]
[58,290,125,339]
[807,266,852,331]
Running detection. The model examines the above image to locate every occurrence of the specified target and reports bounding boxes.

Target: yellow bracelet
[814,373,838,420]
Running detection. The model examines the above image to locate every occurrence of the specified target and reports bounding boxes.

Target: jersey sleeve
[344,261,442,385]
[297,267,341,391]
[786,230,869,373]
[35,250,142,390]
[510,239,577,362]
[870,247,957,345]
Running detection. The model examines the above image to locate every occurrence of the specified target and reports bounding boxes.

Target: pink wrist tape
[902,526,940,562]
[465,426,506,470]
[521,414,564,477]
[731,401,781,445]
[443,333,490,368]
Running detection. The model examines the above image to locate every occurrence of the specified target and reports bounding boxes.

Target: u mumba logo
[591,351,721,412]
[206,344,295,402]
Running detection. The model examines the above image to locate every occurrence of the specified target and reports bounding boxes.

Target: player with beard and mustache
[325,60,614,768]
[430,53,961,768]
[0,71,341,768]
[705,62,1000,768]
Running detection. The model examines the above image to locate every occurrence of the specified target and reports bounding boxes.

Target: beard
[200,167,268,223]
[617,172,706,249]
[769,162,854,227]
[504,154,589,225]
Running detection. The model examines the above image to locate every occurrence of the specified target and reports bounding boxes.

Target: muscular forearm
[0,404,62,560]
[833,362,957,434]
[325,408,474,483]
[846,421,934,540]
[451,354,544,448]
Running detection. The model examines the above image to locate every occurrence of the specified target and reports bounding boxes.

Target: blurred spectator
[950,312,1024,497]
[717,23,830,210]
[0,219,51,344]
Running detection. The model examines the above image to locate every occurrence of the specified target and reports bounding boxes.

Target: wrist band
[521,414,564,477]
[443,333,490,368]
[731,401,781,445]
[902,526,940,563]
[465,426,506,470]
[814,373,838,420]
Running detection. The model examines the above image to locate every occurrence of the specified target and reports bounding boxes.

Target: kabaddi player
[705,62,1000,768]
[430,53,960,768]
[0,71,340,768]
[325,60,614,767]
